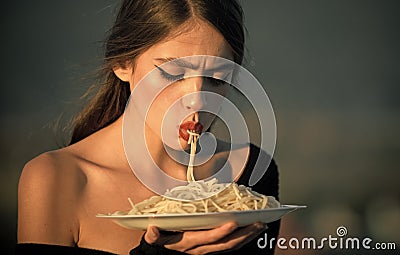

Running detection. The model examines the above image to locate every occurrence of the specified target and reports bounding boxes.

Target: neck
[123,105,188,181]
[104,116,132,170]
[72,115,130,171]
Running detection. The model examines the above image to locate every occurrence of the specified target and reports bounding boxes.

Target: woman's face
[115,19,234,150]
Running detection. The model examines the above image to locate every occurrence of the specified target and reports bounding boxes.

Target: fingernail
[229,222,238,231]
[150,227,157,238]
[255,222,267,230]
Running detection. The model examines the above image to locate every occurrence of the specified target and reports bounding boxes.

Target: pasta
[111,129,280,216]
[116,181,280,215]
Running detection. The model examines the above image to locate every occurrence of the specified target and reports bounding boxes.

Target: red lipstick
[179,121,203,141]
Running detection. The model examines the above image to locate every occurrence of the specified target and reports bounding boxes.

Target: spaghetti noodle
[109,129,280,215]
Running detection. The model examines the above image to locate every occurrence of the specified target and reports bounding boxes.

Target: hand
[144,221,266,254]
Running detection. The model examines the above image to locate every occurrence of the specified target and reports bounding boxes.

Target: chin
[162,135,189,151]
[174,136,191,151]
[178,137,191,150]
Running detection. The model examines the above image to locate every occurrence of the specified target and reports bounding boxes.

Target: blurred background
[1,0,399,254]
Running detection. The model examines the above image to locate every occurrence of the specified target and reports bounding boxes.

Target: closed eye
[155,65,184,82]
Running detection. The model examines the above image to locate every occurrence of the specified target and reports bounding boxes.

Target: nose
[181,77,206,110]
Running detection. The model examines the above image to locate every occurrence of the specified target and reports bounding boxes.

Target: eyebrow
[154,57,196,69]
[154,57,235,72]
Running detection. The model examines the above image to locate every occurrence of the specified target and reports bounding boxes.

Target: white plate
[97,205,306,231]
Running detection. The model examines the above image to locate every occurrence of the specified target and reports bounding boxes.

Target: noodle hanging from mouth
[109,130,279,215]
[186,129,199,183]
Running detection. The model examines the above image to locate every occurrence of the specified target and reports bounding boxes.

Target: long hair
[69,0,245,145]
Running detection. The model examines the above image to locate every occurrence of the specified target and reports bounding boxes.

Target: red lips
[179,121,203,141]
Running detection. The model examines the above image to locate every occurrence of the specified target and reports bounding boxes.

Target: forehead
[144,19,234,61]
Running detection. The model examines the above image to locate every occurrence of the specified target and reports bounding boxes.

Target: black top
[16,144,280,255]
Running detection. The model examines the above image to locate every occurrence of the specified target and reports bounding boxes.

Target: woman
[17,0,280,254]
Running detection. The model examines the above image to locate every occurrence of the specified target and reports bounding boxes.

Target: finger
[218,222,266,248]
[228,223,267,249]
[164,222,238,251]
[186,222,265,254]
[184,222,238,247]
[144,225,160,244]
[145,226,184,246]
[188,223,264,254]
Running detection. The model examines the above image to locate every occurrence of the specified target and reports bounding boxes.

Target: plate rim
[96,204,307,219]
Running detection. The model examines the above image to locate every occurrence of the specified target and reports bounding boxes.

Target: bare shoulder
[18,148,85,245]
[19,149,87,198]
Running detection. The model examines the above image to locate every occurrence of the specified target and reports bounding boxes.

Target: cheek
[146,88,183,137]
[150,88,180,119]
[154,98,185,150]
[131,69,146,91]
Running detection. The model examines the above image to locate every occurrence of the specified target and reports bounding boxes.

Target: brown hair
[69,0,245,145]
